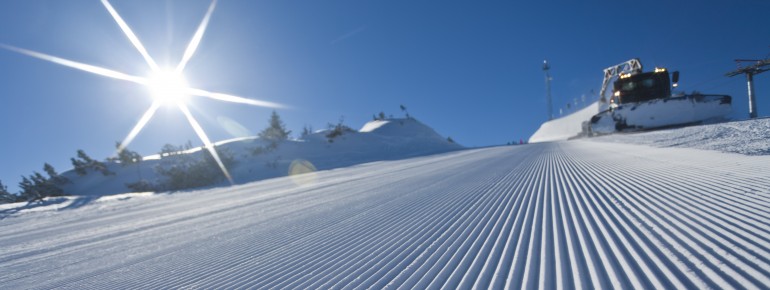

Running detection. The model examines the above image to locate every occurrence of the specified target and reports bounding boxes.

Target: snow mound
[593,118,770,155]
[56,118,462,196]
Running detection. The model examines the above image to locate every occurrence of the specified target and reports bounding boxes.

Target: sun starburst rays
[118,100,161,155]
[176,0,218,74]
[100,0,159,71]
[178,103,234,184]
[2,0,278,186]
[0,44,147,85]
[186,88,285,108]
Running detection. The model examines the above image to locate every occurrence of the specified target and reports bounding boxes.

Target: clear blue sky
[2,0,769,193]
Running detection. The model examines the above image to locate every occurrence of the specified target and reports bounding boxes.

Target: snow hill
[529,100,603,143]
[58,118,462,196]
[1,119,769,289]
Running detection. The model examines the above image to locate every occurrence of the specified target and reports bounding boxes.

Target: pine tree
[71,157,87,176]
[18,164,68,202]
[300,124,313,139]
[0,180,16,204]
[71,150,114,176]
[71,150,94,176]
[400,104,410,118]
[44,163,69,185]
[258,110,291,143]
[0,180,9,195]
[77,150,94,163]
[33,171,64,198]
[18,176,41,201]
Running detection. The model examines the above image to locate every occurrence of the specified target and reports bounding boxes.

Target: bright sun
[147,69,190,105]
[2,0,285,186]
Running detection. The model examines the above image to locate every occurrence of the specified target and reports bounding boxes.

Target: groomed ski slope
[2,141,770,289]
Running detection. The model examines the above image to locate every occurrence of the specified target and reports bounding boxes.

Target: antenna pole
[543,60,553,120]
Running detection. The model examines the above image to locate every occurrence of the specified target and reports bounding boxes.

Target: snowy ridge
[529,101,602,143]
[1,141,769,288]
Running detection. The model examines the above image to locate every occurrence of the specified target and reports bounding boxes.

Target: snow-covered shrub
[265,156,281,169]
[326,117,353,143]
[251,145,269,156]
[155,146,235,191]
[125,179,156,192]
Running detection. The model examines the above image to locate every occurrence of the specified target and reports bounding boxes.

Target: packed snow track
[2,141,769,289]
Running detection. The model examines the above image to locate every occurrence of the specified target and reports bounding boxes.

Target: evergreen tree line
[1,111,293,202]
[0,148,124,204]
[0,163,69,203]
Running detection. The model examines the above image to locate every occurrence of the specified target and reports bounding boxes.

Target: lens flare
[217,116,253,138]
[289,159,318,187]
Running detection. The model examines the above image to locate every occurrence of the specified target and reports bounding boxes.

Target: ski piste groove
[0,142,768,289]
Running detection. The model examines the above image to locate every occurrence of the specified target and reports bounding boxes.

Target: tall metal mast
[543,60,553,120]
[726,58,770,119]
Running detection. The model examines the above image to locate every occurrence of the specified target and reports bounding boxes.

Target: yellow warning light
[654,67,667,73]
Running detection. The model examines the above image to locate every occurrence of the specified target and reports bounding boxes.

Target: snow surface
[594,117,770,156]
[1,119,769,289]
